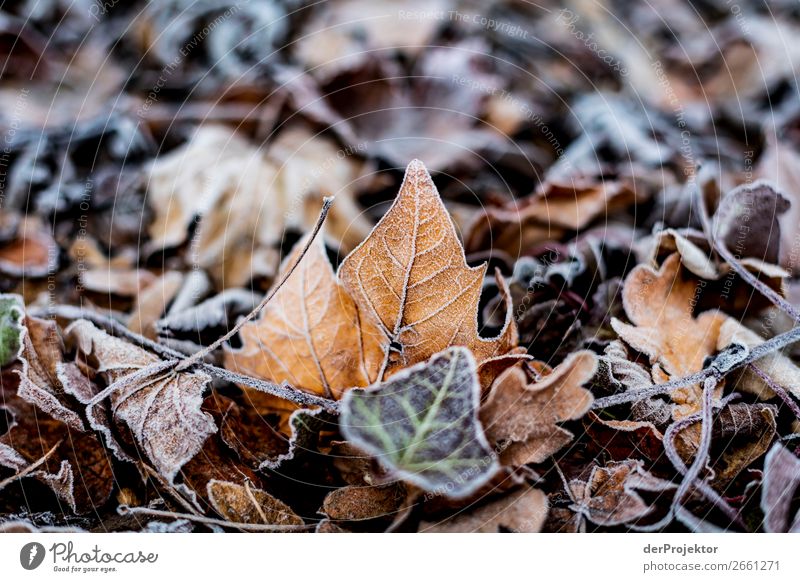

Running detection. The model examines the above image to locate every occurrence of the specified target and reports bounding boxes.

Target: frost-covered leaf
[480,351,596,467]
[420,487,548,533]
[0,294,24,367]
[225,234,384,399]
[207,480,303,526]
[567,459,675,528]
[15,314,84,431]
[321,483,408,522]
[66,320,216,482]
[339,160,517,379]
[340,347,499,499]
[761,443,800,533]
[0,369,113,513]
[611,253,727,419]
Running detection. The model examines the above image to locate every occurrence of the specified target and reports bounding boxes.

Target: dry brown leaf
[146,125,371,287]
[0,369,113,514]
[465,178,639,255]
[207,480,303,526]
[225,234,384,399]
[66,320,216,482]
[420,487,548,533]
[566,459,674,529]
[339,159,517,378]
[480,351,597,467]
[321,483,408,522]
[611,253,728,418]
[127,270,185,338]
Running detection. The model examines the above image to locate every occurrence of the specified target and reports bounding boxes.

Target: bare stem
[175,197,334,372]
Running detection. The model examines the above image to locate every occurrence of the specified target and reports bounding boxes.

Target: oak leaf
[340,347,499,498]
[339,159,517,378]
[611,253,728,418]
[565,459,674,529]
[480,351,597,467]
[225,234,384,399]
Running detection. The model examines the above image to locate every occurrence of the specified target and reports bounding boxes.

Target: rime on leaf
[340,347,499,499]
[66,320,216,483]
[761,443,800,533]
[225,234,384,399]
[339,159,517,378]
[207,480,303,526]
[480,351,596,467]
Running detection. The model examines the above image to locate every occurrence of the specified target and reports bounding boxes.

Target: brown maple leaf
[339,159,517,379]
[224,234,384,399]
[480,351,596,467]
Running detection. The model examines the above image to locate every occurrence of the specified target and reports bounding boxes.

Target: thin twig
[592,325,800,409]
[118,505,314,532]
[749,364,800,421]
[695,182,800,323]
[33,304,339,412]
[0,439,64,492]
[139,463,203,516]
[176,197,335,372]
[662,388,746,529]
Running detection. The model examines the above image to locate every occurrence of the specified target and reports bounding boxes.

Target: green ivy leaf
[0,294,24,367]
[340,347,499,498]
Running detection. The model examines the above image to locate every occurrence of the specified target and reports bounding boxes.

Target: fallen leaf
[480,351,597,467]
[340,347,499,498]
[208,480,303,526]
[420,487,548,533]
[66,320,216,482]
[567,459,675,528]
[761,443,800,533]
[611,253,728,418]
[321,483,407,522]
[0,368,113,513]
[146,125,372,287]
[225,234,384,399]
[339,159,517,378]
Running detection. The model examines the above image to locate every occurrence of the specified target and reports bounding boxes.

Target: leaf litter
[0,0,799,533]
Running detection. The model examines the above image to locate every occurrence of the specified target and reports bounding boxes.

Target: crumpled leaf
[0,294,24,367]
[674,402,777,489]
[566,459,675,528]
[207,480,303,526]
[225,234,384,399]
[0,369,113,513]
[611,253,727,418]
[420,487,548,533]
[340,347,499,498]
[15,314,84,431]
[65,320,216,482]
[480,351,596,467]
[339,159,517,378]
[761,443,800,533]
